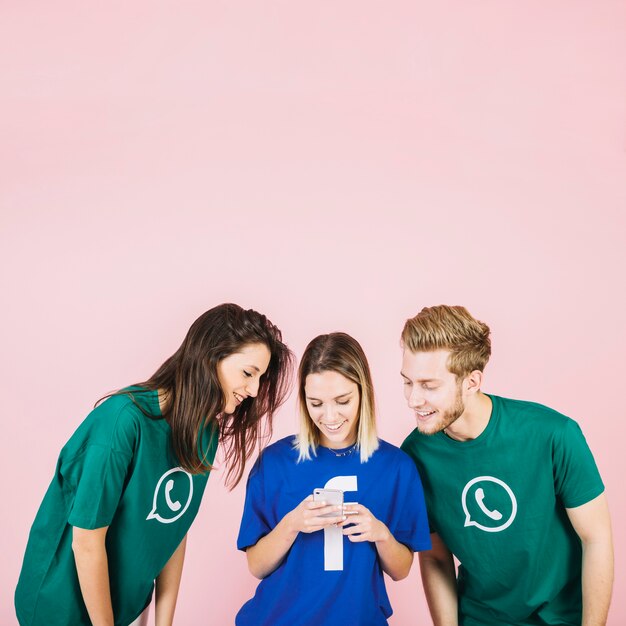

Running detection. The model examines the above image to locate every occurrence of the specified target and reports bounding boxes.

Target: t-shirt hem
[562,484,605,509]
[67,514,113,529]
[237,537,262,552]
[395,535,432,552]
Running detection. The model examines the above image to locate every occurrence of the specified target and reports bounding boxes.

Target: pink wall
[1,1,624,624]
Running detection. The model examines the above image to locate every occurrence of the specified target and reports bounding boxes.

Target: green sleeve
[62,407,136,529]
[552,419,604,509]
[64,445,133,528]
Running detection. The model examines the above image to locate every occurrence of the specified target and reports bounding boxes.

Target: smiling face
[401,349,466,435]
[217,342,272,414]
[304,370,360,449]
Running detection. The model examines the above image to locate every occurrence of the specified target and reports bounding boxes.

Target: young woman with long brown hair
[15,303,294,626]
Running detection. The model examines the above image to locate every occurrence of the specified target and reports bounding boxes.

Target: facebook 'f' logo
[321,475,357,571]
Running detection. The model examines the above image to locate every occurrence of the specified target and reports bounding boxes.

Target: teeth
[324,421,345,431]
[234,392,244,403]
[417,411,435,417]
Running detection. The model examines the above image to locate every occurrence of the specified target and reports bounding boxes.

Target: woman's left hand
[340,504,391,543]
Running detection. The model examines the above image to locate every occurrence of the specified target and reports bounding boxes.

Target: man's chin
[416,422,443,436]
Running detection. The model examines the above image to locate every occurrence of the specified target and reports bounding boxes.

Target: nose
[408,387,426,409]
[324,404,337,421]
[245,378,261,398]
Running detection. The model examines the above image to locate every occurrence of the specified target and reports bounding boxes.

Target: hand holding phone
[285,494,345,534]
[313,488,343,517]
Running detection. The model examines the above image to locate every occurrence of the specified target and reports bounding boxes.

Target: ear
[463,370,484,395]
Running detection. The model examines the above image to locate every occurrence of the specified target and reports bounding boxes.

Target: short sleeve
[386,455,432,552]
[61,444,132,528]
[237,456,272,551]
[553,419,604,509]
[400,436,437,535]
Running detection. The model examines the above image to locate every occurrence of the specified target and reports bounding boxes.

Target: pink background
[1,1,625,624]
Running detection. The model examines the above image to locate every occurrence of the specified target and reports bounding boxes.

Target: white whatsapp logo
[321,475,358,571]
[461,476,517,533]
[147,468,193,524]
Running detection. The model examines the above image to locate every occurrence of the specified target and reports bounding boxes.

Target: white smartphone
[313,488,343,517]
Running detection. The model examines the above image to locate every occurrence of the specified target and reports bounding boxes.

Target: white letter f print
[322,475,357,571]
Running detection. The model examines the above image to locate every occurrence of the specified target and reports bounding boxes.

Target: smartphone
[313,488,343,517]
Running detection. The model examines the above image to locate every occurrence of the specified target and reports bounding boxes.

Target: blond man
[400,305,613,626]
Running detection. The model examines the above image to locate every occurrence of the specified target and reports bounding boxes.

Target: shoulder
[492,394,575,434]
[263,435,298,457]
[400,427,436,459]
[374,439,418,472]
[253,435,298,471]
[62,390,151,459]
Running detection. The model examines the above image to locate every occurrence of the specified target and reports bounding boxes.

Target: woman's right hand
[285,496,346,534]
[246,495,346,579]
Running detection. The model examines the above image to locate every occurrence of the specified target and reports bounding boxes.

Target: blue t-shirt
[236,437,431,626]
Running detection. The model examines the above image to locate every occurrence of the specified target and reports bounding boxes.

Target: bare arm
[246,497,345,579]
[418,532,458,626]
[154,534,187,626]
[72,526,115,626]
[566,493,613,626]
[341,504,414,581]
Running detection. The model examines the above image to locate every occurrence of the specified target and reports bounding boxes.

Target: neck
[320,436,357,450]
[444,392,492,441]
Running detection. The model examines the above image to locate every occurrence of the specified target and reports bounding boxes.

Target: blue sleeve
[386,455,432,552]
[237,454,273,551]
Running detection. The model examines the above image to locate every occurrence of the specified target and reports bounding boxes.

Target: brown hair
[401,305,491,378]
[107,304,294,488]
[295,332,379,463]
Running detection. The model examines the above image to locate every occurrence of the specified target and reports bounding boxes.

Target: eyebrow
[246,365,261,373]
[306,391,354,401]
[400,372,441,383]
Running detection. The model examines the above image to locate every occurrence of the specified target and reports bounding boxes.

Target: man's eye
[403,380,412,386]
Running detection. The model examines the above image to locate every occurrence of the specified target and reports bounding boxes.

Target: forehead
[401,349,454,378]
[229,343,271,368]
[304,370,357,396]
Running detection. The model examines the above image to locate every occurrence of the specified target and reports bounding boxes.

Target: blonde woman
[236,332,431,626]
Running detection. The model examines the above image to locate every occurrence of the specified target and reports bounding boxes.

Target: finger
[306,500,331,510]
[308,504,342,517]
[308,513,345,526]
[347,533,370,543]
[315,515,346,526]
[342,524,364,536]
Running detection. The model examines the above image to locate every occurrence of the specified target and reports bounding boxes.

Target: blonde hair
[402,305,491,378]
[294,333,379,463]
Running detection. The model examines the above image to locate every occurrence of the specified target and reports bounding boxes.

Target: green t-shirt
[401,394,604,626]
[15,388,218,626]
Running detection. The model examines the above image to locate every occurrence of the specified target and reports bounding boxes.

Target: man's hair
[401,305,491,378]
